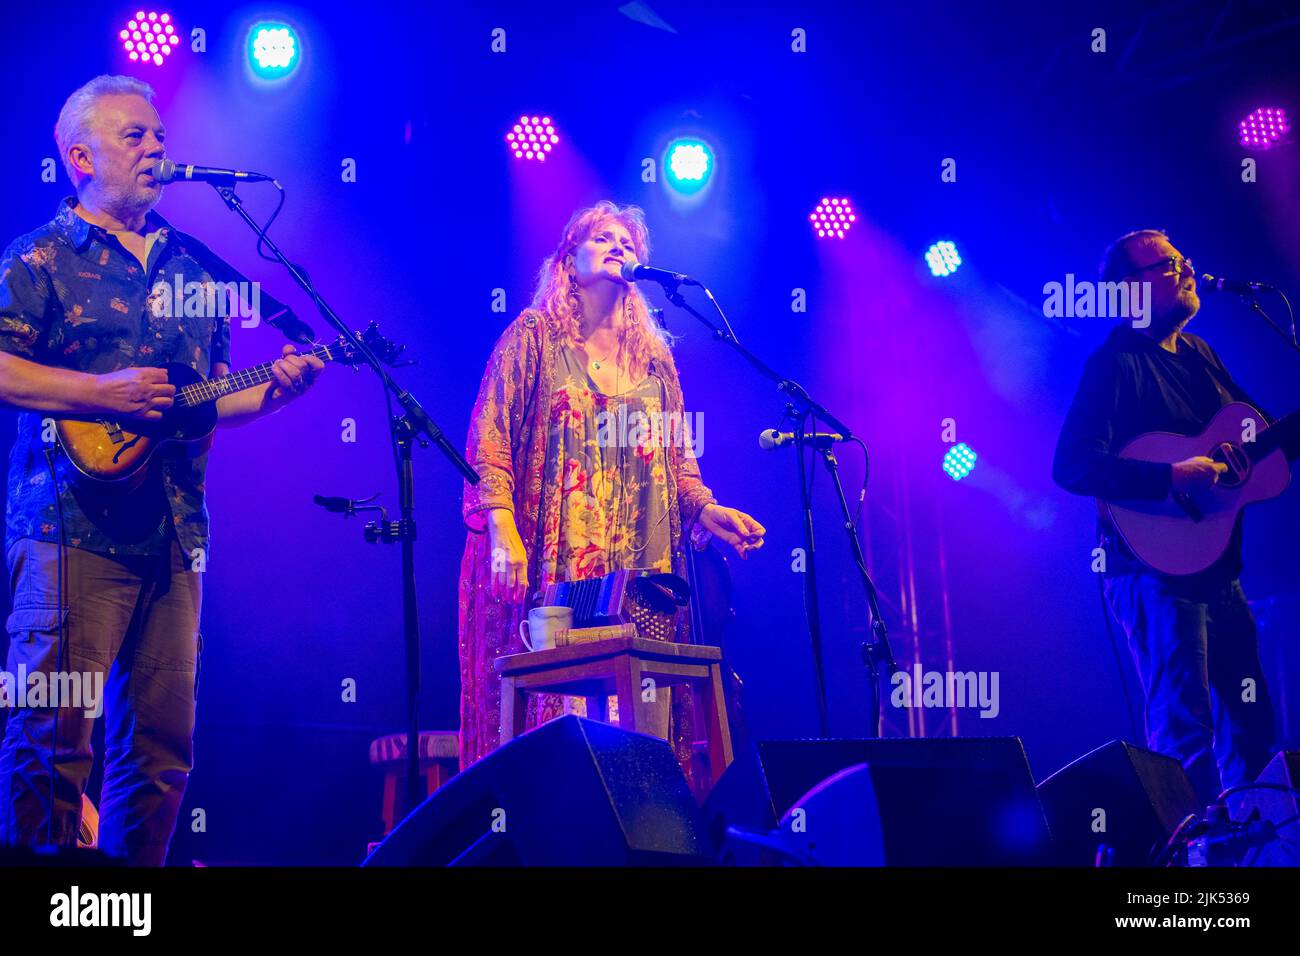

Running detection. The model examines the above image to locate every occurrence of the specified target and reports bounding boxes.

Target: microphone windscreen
[150,159,176,183]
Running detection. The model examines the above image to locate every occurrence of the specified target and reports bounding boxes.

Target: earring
[567,267,583,321]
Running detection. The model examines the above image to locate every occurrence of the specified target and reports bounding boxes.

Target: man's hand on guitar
[268,344,325,403]
[1171,455,1228,493]
[95,367,176,421]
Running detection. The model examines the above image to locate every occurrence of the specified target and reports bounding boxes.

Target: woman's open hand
[486,509,529,604]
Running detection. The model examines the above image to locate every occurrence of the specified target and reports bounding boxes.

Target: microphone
[149,159,272,184]
[759,428,845,450]
[620,260,698,287]
[1199,273,1277,295]
[313,494,354,514]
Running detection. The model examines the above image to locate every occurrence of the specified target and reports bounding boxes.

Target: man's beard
[97,177,160,219]
[1152,294,1199,337]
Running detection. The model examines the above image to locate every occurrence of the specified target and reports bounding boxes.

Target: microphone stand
[804,419,893,736]
[210,183,478,814]
[1241,290,1300,357]
[655,275,897,737]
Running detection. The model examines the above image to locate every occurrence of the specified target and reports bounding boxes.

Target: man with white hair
[0,75,324,864]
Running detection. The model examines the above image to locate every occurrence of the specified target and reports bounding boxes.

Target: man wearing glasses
[1052,228,1282,808]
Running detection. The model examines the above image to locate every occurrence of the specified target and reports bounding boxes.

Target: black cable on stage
[847,434,878,737]
[249,179,320,299]
[1280,290,1297,344]
[1152,812,1199,867]
[254,181,288,267]
[232,177,401,522]
[242,181,360,433]
[1218,781,1300,801]
[849,435,868,532]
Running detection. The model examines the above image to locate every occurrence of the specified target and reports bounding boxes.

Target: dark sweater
[1052,324,1285,585]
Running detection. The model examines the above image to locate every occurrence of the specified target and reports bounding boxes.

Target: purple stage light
[120,11,179,66]
[809,197,856,239]
[507,115,559,162]
[1238,107,1290,150]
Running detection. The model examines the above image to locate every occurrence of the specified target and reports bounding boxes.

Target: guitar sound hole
[1211,442,1250,488]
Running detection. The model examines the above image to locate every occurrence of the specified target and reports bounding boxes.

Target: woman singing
[458,201,765,781]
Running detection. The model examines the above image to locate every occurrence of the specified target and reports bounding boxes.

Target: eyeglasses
[1127,256,1195,279]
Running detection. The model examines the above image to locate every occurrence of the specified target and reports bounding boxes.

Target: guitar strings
[175,344,333,407]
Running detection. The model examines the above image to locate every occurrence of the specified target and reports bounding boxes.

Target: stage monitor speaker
[1035,740,1199,866]
[703,737,1054,865]
[1227,750,1300,867]
[362,715,713,866]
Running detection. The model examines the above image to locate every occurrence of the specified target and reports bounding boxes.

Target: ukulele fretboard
[174,344,334,409]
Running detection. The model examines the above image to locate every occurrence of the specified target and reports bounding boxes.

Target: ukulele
[54,323,400,491]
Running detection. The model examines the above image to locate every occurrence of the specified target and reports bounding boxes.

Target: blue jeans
[1103,573,1276,807]
[0,536,201,865]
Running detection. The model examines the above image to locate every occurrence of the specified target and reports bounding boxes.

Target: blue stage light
[664,139,713,195]
[942,442,977,481]
[926,241,962,277]
[249,23,299,79]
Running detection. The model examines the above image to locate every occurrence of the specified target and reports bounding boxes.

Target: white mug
[519,605,573,652]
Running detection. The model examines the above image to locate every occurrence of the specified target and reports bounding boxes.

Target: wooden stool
[368,730,459,835]
[494,637,734,792]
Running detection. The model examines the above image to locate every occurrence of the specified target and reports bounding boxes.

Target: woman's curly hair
[530,200,672,379]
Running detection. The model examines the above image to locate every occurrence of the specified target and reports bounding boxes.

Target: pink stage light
[1238,107,1290,150]
[506,115,559,162]
[809,197,856,240]
[120,12,180,66]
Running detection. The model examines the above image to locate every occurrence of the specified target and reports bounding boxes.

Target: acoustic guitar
[55,323,398,491]
[1103,402,1299,576]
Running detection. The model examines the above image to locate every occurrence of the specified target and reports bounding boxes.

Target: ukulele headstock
[330,322,412,369]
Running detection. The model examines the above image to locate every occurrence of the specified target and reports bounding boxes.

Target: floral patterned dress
[533,347,675,726]
[540,345,674,587]
[458,311,716,783]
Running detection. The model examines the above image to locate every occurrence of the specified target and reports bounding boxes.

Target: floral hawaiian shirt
[0,198,233,558]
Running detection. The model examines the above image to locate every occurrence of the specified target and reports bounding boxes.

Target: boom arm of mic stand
[661,282,854,439]
[660,277,895,736]
[1244,291,1300,356]
[210,181,475,815]
[210,183,478,484]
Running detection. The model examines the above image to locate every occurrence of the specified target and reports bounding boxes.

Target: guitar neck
[174,344,336,409]
[1248,411,1300,463]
